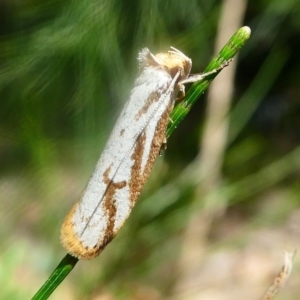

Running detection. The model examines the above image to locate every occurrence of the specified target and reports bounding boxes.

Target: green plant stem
[167,26,251,137]
[31,254,78,300]
[31,26,251,300]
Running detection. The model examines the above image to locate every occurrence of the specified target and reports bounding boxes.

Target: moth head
[154,47,192,81]
[138,47,192,81]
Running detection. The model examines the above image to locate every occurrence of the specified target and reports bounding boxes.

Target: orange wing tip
[60,204,102,260]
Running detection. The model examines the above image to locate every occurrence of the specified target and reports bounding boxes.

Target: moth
[61,47,228,259]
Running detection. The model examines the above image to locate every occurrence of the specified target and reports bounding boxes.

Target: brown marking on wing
[102,179,126,247]
[60,202,100,259]
[60,164,127,260]
[60,201,108,259]
[96,179,127,252]
[128,132,146,206]
[129,99,174,206]
[61,201,118,259]
[100,165,127,253]
[119,129,125,137]
[135,90,164,121]
[142,100,173,180]
[103,165,112,184]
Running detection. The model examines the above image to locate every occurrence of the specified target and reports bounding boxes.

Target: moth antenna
[169,46,190,61]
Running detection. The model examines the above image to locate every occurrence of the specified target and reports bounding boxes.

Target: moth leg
[180,59,233,85]
[176,83,186,101]
[159,136,168,156]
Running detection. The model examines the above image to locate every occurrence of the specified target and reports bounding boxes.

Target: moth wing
[61,66,178,258]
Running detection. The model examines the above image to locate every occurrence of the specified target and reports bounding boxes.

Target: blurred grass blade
[31,254,78,300]
[31,26,250,300]
[167,26,251,137]
[228,45,289,144]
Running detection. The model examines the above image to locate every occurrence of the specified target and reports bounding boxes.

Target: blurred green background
[1,0,300,299]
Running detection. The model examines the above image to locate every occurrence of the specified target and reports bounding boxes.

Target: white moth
[61,47,226,259]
